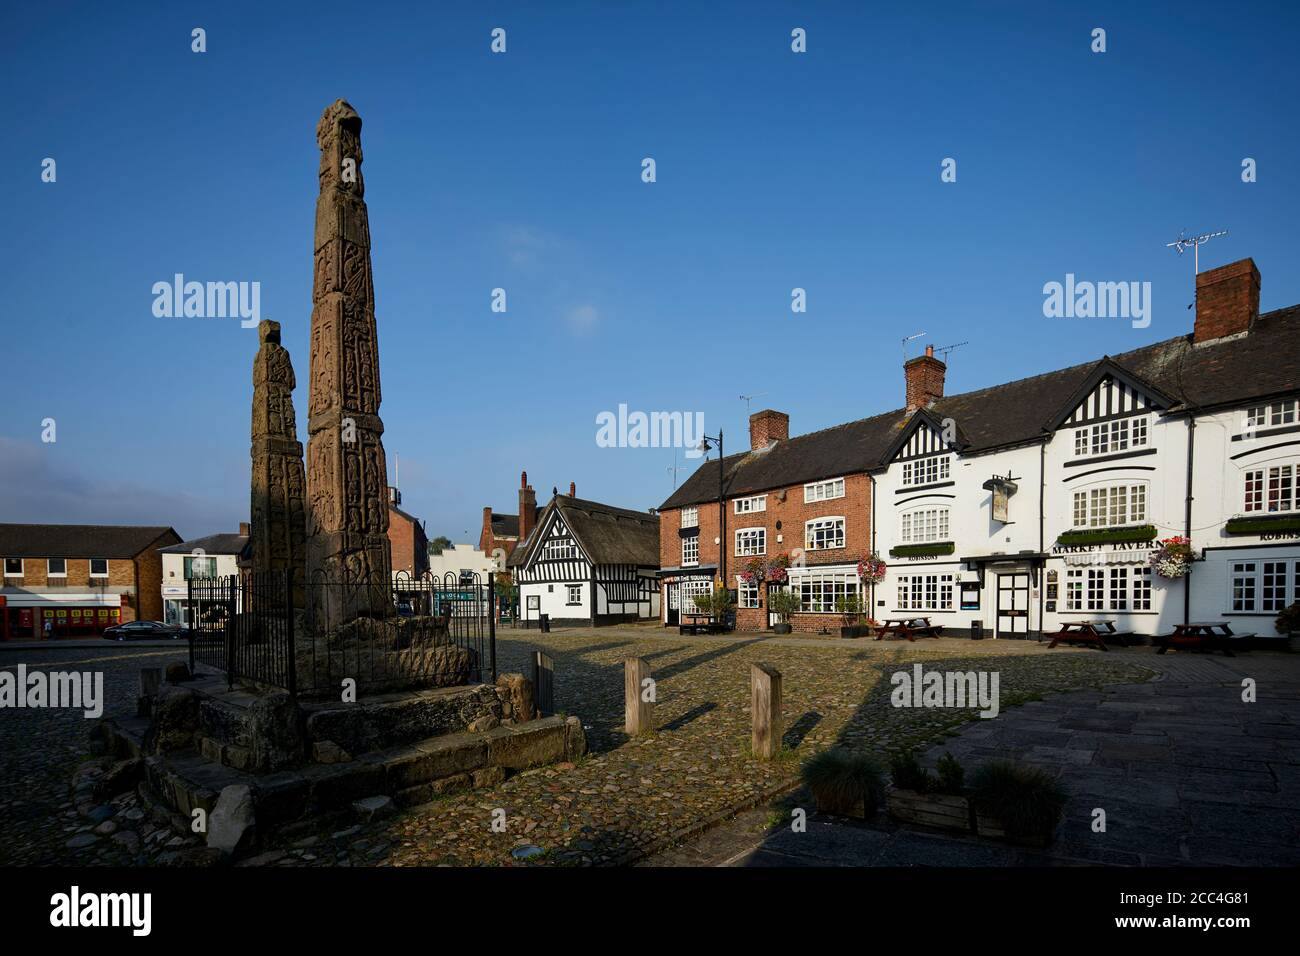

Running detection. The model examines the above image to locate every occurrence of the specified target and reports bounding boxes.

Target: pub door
[996,572,1030,638]
[666,583,679,626]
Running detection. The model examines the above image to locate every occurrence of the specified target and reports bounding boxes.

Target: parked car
[102,620,187,641]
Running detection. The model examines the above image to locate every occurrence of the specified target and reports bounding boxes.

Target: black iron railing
[188,569,497,697]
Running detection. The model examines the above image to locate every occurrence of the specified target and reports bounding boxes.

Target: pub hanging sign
[981,475,1019,524]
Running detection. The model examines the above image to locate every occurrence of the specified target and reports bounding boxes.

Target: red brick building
[479,471,540,564]
[386,486,429,581]
[0,524,182,639]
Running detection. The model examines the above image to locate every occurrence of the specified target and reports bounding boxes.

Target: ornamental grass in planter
[969,760,1067,847]
[801,748,885,820]
[768,590,799,635]
[885,751,973,833]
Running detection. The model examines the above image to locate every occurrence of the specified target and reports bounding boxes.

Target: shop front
[2,594,122,639]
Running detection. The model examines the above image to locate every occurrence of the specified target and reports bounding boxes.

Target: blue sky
[3,1,1298,541]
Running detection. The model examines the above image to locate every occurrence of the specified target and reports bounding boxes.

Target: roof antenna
[739,392,768,415]
[933,341,968,363]
[901,331,927,360]
[1167,229,1228,308]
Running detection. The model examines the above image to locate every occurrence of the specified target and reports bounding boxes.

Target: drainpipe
[1184,416,1195,627]
[1038,439,1046,641]
[870,474,877,613]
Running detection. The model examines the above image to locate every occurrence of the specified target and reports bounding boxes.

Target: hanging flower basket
[858,553,887,584]
[740,556,766,585]
[1149,536,1193,579]
[766,553,791,584]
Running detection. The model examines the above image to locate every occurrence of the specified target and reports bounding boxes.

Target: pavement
[643,648,1300,867]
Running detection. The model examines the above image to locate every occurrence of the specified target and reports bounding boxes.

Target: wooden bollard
[532,651,555,717]
[624,657,654,735]
[751,663,782,760]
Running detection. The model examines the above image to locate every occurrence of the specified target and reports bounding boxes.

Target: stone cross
[305,99,392,621]
[250,319,306,606]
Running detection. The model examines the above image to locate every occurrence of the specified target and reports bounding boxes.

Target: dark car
[102,620,187,641]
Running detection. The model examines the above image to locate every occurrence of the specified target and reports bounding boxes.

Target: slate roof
[159,533,248,555]
[0,524,181,559]
[490,513,520,537]
[662,304,1300,510]
[509,495,660,568]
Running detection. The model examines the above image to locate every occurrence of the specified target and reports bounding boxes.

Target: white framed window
[47,558,67,577]
[733,495,766,515]
[89,558,109,577]
[737,577,759,609]
[901,456,950,487]
[680,578,712,612]
[791,569,858,613]
[900,507,949,544]
[734,527,766,557]
[542,538,579,561]
[896,574,954,611]
[1243,462,1296,513]
[804,517,845,551]
[566,584,582,606]
[183,556,217,579]
[1073,417,1149,457]
[804,478,845,503]
[1065,566,1150,612]
[681,535,699,567]
[1246,400,1299,429]
[680,506,699,528]
[1231,561,1258,611]
[3,558,21,577]
[1065,569,1083,611]
[1261,561,1290,612]
[1133,567,1152,610]
[1071,484,1147,528]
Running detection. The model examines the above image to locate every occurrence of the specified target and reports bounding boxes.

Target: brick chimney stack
[518,470,537,542]
[569,481,576,497]
[1194,258,1260,345]
[904,345,946,412]
[749,409,790,450]
[238,522,251,537]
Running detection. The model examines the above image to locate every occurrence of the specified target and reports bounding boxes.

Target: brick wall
[660,473,874,633]
[389,510,417,576]
[904,347,946,411]
[132,532,178,622]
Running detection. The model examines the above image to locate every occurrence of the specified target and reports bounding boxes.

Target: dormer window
[1073,416,1148,457]
[1246,400,1299,429]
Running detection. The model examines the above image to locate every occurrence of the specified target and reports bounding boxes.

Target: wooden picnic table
[1157,621,1246,657]
[1047,619,1122,651]
[679,612,732,636]
[875,617,942,642]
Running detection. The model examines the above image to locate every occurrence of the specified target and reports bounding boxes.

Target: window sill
[889,542,956,558]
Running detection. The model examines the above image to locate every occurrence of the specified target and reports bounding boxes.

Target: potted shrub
[767,589,799,635]
[885,751,972,833]
[969,760,1067,847]
[835,594,866,638]
[1270,602,1299,652]
[802,748,885,819]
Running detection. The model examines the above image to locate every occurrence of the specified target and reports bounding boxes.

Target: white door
[996,573,1030,638]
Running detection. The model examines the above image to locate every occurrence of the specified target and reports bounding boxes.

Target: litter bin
[970,620,984,640]
[540,613,550,633]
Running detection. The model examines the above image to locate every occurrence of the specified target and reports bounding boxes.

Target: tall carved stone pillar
[250,320,307,607]
[305,99,392,622]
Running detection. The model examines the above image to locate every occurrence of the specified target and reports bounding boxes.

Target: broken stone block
[467,715,499,733]
[208,784,256,856]
[312,740,352,764]
[429,773,472,796]
[471,766,505,788]
[495,673,535,723]
[484,718,567,771]
[352,795,395,822]
[93,758,142,801]
[564,716,587,761]
[144,686,200,754]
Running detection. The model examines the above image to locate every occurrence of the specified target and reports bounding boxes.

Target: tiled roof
[490,513,520,537]
[661,304,1300,510]
[159,533,248,555]
[0,524,181,559]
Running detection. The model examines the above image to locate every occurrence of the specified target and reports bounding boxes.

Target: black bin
[970,621,984,640]
[540,614,550,633]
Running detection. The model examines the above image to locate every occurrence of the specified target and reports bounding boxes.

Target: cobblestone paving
[1,630,1155,867]
[302,629,1152,867]
[0,644,198,866]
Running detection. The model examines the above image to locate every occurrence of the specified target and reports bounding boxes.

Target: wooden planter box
[973,811,1054,847]
[887,789,973,833]
[772,623,792,635]
[813,791,871,820]
[840,625,867,639]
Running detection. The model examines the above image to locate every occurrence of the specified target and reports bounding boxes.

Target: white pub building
[873,258,1300,640]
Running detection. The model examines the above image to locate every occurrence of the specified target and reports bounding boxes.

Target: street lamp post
[697,430,726,587]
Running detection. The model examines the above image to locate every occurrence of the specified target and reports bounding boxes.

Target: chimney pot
[521,470,528,489]
[238,522,250,537]
[1194,257,1260,345]
[748,409,790,450]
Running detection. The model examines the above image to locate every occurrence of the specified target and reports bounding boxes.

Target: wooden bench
[679,615,732,636]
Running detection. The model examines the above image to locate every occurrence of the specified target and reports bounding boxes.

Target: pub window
[1262,561,1291,613]
[1074,417,1148,457]
[3,558,21,576]
[680,506,699,528]
[804,516,845,551]
[1086,568,1105,611]
[901,456,950,487]
[733,495,766,515]
[792,569,857,613]
[681,535,699,567]
[89,558,109,577]
[737,577,760,609]
[900,507,949,544]
[1073,484,1147,527]
[897,573,954,611]
[804,478,845,503]
[1065,569,1083,611]
[1231,562,1257,612]
[1243,462,1295,513]
[734,527,766,557]
[566,584,582,606]
[47,558,67,577]
[1133,567,1152,611]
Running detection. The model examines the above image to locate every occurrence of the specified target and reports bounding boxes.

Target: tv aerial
[901,331,927,359]
[1166,229,1228,276]
[933,341,969,363]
